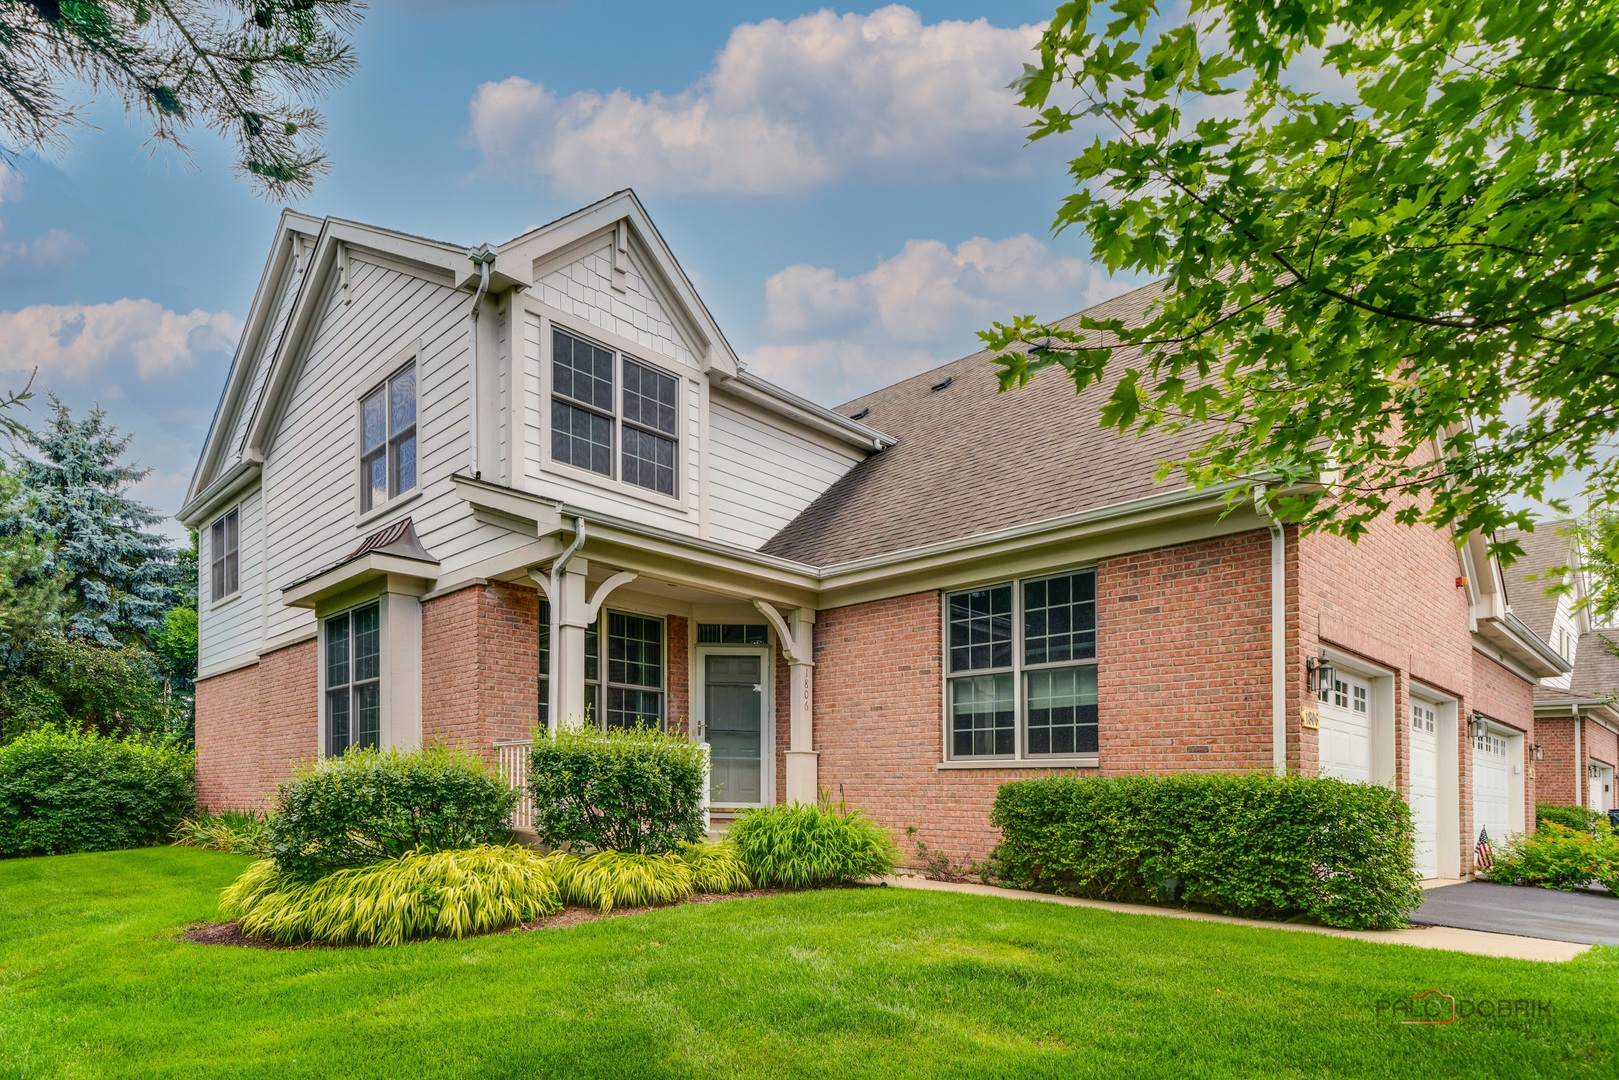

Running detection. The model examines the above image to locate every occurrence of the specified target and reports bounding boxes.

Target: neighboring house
[1501,524,1619,813]
[179,190,1569,877]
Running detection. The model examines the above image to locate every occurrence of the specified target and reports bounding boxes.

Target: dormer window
[551,328,679,497]
[360,363,416,512]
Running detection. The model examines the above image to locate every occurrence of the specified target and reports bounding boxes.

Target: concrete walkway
[884,875,1590,962]
[1413,881,1619,946]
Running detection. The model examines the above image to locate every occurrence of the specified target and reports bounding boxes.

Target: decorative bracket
[584,571,639,624]
[751,599,812,666]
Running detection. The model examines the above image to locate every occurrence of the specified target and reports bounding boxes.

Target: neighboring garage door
[1319,672,1372,784]
[1410,701,1441,879]
[1472,728,1512,847]
[1592,763,1614,814]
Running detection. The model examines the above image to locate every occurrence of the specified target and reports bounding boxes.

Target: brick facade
[193,639,317,810]
[421,582,539,762]
[1534,716,1579,806]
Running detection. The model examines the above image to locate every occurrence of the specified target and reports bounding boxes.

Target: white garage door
[1472,728,1512,849]
[1319,672,1372,784]
[1410,701,1440,879]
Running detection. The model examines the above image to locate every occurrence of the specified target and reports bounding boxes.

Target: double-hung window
[550,328,680,497]
[360,364,416,512]
[209,507,239,602]
[946,568,1098,760]
[570,609,665,730]
[325,601,381,756]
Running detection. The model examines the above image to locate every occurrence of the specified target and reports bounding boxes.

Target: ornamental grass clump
[219,845,563,946]
[528,726,707,854]
[173,809,272,857]
[556,849,696,913]
[679,839,752,894]
[268,746,518,881]
[728,796,899,888]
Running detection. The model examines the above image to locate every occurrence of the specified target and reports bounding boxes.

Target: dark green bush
[728,795,899,887]
[0,726,195,857]
[1487,822,1619,891]
[268,746,518,881]
[528,726,707,853]
[1535,803,1613,836]
[991,772,1423,930]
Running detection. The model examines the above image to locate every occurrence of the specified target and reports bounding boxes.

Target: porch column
[784,608,819,804]
[533,558,591,730]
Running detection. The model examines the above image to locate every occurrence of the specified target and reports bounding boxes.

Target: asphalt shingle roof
[1499,523,1576,640]
[760,281,1211,565]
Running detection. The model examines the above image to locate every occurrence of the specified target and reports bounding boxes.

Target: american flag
[1475,827,1494,871]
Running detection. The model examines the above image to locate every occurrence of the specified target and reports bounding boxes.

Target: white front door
[703,653,766,807]
[1592,764,1614,814]
[1409,701,1441,878]
[1472,728,1512,848]
[1319,672,1372,783]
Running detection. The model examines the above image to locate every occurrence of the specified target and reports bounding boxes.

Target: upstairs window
[209,507,239,602]
[360,364,416,512]
[946,568,1098,760]
[550,328,680,497]
[325,601,381,756]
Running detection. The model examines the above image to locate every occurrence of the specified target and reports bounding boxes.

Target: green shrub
[728,796,899,888]
[173,808,271,857]
[527,726,707,854]
[0,633,174,744]
[0,726,195,857]
[220,845,563,945]
[556,849,696,912]
[1535,803,1614,836]
[992,772,1423,930]
[268,746,518,881]
[679,840,752,893]
[1487,822,1619,891]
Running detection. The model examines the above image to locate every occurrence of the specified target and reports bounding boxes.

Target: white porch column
[532,558,592,731]
[784,607,819,804]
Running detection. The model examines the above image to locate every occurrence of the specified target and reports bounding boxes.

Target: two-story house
[181,190,1568,875]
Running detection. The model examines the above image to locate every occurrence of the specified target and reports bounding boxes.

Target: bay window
[946,568,1098,760]
[325,601,381,756]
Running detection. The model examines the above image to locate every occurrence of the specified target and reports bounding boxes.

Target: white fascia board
[281,552,439,609]
[178,459,260,528]
[496,189,735,375]
[187,211,320,505]
[714,370,895,451]
[1475,614,1569,679]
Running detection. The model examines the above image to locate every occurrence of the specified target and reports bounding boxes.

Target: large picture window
[946,568,1098,760]
[209,507,239,602]
[550,328,680,497]
[325,602,381,756]
[360,364,416,512]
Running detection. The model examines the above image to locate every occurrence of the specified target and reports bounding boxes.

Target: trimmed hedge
[1535,803,1614,836]
[992,772,1424,930]
[1486,822,1619,892]
[0,726,195,857]
[268,747,518,881]
[528,726,707,853]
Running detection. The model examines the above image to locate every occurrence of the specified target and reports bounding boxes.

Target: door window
[705,654,763,805]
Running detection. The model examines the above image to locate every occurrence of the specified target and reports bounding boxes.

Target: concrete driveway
[1412,881,1619,945]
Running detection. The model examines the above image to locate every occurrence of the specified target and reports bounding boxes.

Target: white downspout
[546,515,586,733]
[1256,487,1287,774]
[1574,703,1583,807]
[465,245,495,480]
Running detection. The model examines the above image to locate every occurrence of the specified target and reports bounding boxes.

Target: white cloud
[0,299,240,382]
[0,226,86,283]
[468,6,1046,196]
[747,234,1135,402]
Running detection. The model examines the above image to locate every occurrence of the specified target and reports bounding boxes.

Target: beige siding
[707,402,862,550]
[198,486,264,670]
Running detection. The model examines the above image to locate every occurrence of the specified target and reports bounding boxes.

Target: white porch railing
[495,739,533,831]
[494,735,711,834]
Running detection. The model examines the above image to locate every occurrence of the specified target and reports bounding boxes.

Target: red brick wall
[1587,718,1619,770]
[193,638,317,811]
[421,582,538,761]
[666,615,690,735]
[1535,716,1579,805]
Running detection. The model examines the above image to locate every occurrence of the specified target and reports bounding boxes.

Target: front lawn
[0,849,1613,1079]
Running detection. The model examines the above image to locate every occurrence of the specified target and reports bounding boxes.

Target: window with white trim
[551,328,679,497]
[568,608,665,731]
[360,363,416,512]
[946,568,1098,759]
[209,507,239,602]
[325,601,380,756]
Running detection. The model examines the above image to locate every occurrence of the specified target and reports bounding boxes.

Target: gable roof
[1569,630,1619,698]
[760,281,1212,565]
[1499,522,1576,639]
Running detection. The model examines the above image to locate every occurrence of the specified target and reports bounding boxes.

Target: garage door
[1319,672,1372,784]
[1472,728,1512,848]
[1410,701,1440,879]
[1592,764,1614,814]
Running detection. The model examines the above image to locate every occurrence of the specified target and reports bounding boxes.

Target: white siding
[198,487,264,670]
[1544,590,1582,690]
[531,243,696,369]
[227,244,309,460]
[259,256,531,643]
[706,402,862,550]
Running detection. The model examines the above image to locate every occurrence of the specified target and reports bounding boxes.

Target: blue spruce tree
[8,399,179,647]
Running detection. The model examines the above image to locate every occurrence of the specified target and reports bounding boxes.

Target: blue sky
[1,1,1142,534]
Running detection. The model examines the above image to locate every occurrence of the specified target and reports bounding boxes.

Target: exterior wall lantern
[1591,763,1603,779]
[1467,712,1487,739]
[1306,651,1335,695]
[1531,742,1544,762]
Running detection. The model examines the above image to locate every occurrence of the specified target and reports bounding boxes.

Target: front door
[1592,763,1614,814]
[704,654,764,806]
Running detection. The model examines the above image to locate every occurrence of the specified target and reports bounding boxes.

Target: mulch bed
[182,888,786,949]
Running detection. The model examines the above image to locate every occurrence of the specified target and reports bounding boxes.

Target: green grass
[1,849,1615,1079]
